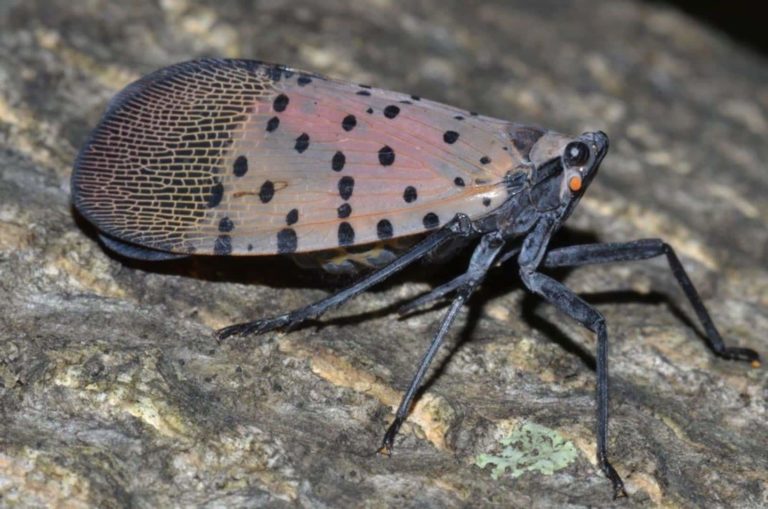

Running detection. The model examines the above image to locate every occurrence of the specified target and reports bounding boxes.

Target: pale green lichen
[476,422,579,480]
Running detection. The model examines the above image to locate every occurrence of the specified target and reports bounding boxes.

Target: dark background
[653,1,767,55]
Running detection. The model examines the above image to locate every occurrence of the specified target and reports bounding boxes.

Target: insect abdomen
[290,237,420,275]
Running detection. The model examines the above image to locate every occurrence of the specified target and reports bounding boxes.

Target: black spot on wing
[233,156,248,177]
[332,151,345,172]
[277,228,297,253]
[266,116,280,132]
[338,222,355,246]
[273,94,289,112]
[208,182,224,208]
[378,145,395,166]
[337,203,351,218]
[403,186,417,203]
[423,212,439,229]
[383,105,400,119]
[443,131,459,144]
[338,176,354,200]
[259,180,275,203]
[376,219,393,240]
[265,66,283,82]
[286,208,299,225]
[342,115,357,132]
[214,235,232,255]
[295,133,310,153]
[218,217,234,232]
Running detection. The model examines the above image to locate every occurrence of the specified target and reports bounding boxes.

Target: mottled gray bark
[1,1,766,507]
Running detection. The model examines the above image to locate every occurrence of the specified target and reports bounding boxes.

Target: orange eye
[568,175,583,192]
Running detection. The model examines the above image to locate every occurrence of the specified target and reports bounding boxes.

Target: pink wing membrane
[74,59,523,255]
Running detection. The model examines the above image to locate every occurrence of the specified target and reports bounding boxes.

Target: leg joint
[518,266,536,288]
[448,213,474,237]
[592,313,606,332]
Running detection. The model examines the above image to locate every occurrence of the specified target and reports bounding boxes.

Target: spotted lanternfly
[72,59,760,498]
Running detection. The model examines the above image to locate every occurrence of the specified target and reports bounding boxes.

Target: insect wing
[73,59,520,255]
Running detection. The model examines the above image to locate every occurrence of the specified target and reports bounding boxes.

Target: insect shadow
[74,206,699,379]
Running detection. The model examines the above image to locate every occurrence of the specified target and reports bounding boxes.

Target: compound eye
[564,141,590,167]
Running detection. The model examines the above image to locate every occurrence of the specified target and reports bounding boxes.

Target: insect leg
[217,214,475,340]
[494,242,523,265]
[396,273,468,316]
[398,242,523,316]
[541,239,760,363]
[380,233,505,453]
[518,266,627,498]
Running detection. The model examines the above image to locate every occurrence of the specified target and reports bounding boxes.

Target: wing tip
[71,58,259,251]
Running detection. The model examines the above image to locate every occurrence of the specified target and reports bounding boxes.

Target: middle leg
[379,232,505,453]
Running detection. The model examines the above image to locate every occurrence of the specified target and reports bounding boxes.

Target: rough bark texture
[1,1,767,507]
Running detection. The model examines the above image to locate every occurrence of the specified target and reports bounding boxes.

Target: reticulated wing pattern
[73,59,524,255]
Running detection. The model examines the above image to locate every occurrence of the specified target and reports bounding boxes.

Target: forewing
[73,59,523,255]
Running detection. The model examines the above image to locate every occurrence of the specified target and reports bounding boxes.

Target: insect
[72,59,760,497]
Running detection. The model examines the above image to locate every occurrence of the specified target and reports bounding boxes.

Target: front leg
[513,217,626,496]
[519,266,627,498]
[541,239,759,364]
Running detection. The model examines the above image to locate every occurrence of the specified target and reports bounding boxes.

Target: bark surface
[1,1,766,507]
